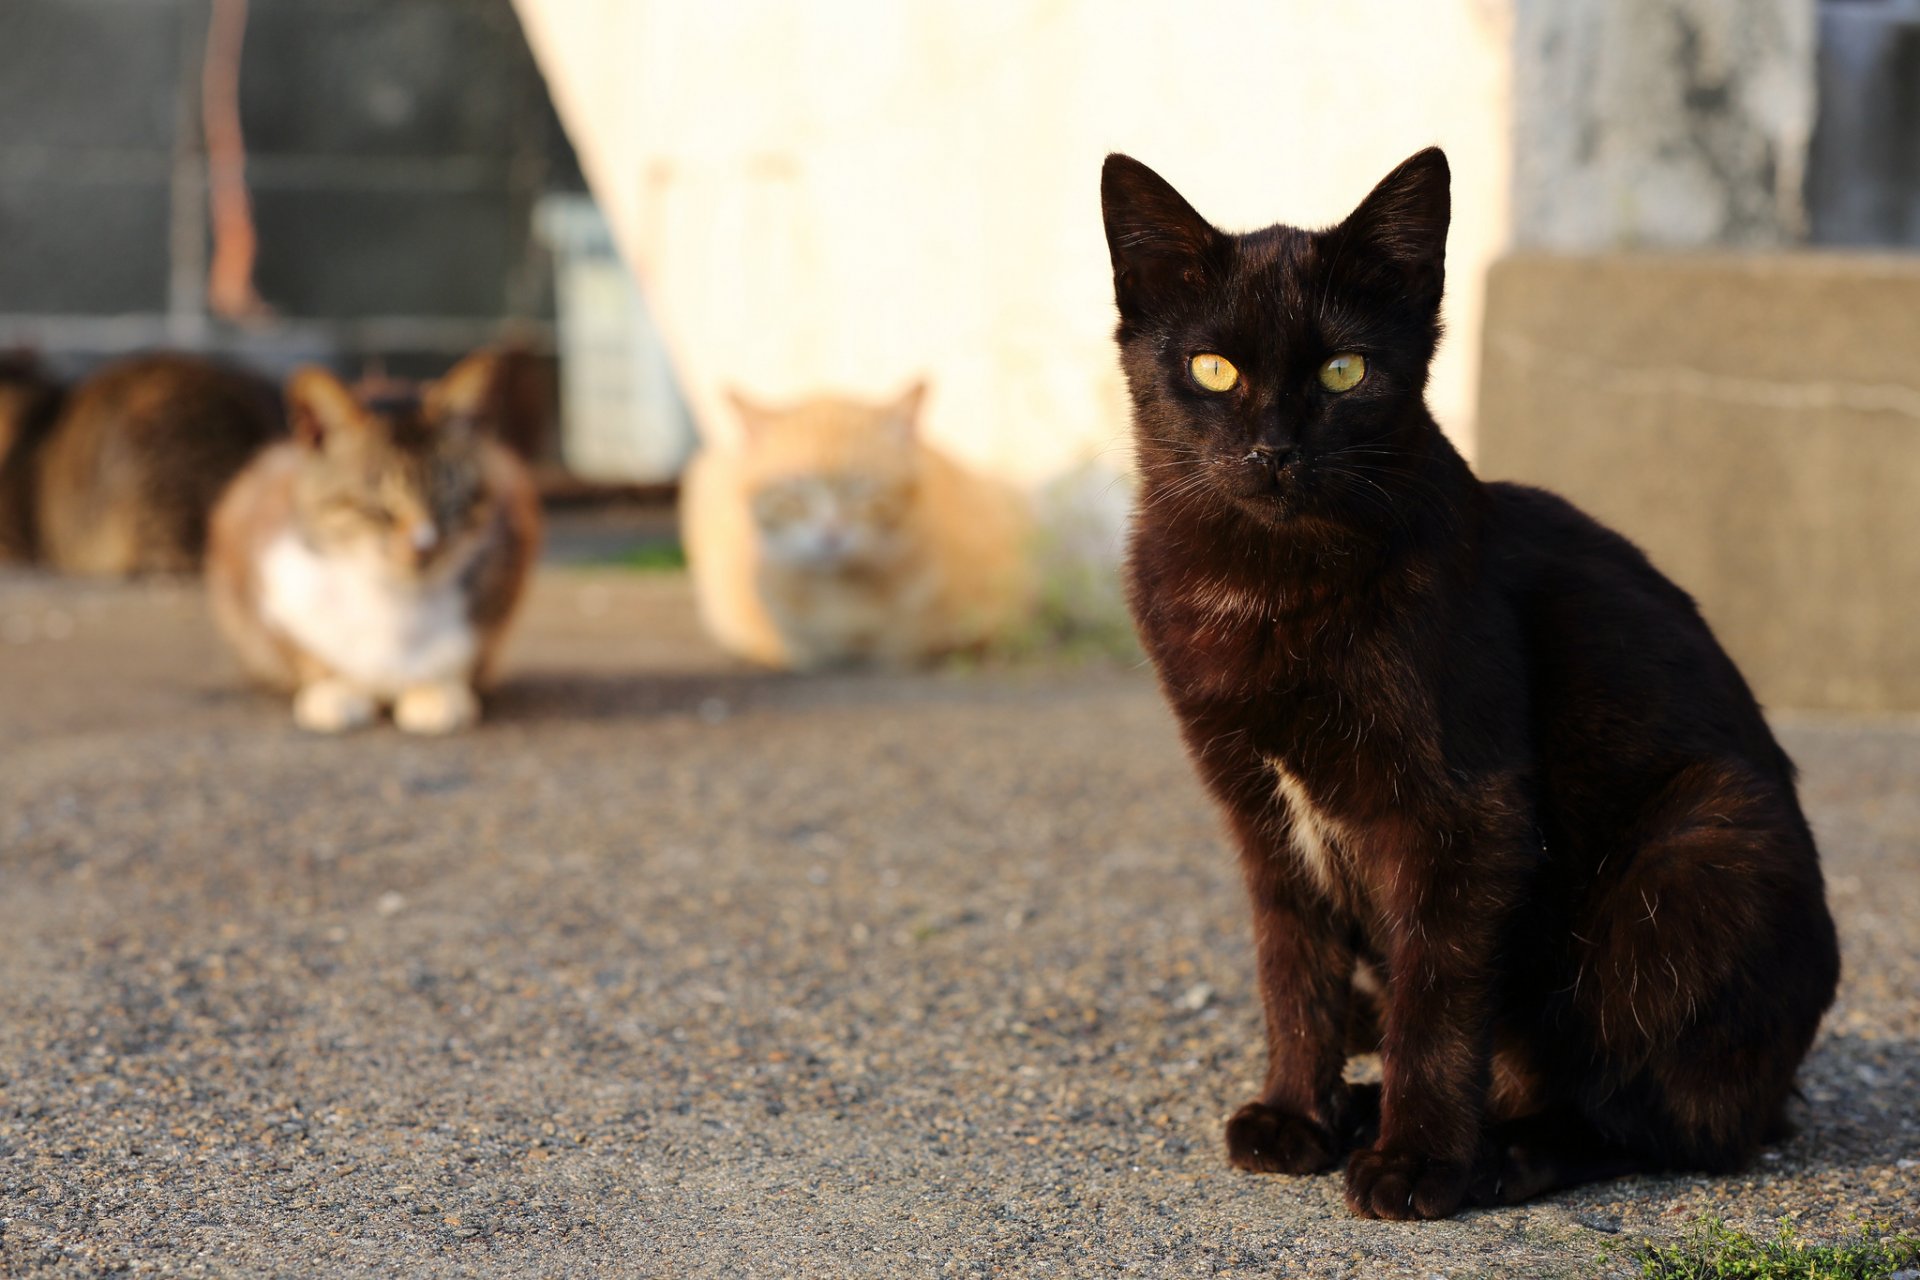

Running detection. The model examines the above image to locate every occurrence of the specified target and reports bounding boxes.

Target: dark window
[1809,0,1920,245]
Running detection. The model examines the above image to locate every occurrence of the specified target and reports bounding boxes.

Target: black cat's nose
[1245,443,1295,469]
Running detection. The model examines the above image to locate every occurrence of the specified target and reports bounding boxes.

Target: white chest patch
[259,532,476,694]
[1270,761,1350,898]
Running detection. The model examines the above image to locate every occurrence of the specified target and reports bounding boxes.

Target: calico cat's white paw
[293,679,377,733]
[394,682,480,735]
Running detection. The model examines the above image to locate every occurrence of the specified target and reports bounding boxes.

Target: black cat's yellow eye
[1318,353,1367,393]
[1189,353,1239,393]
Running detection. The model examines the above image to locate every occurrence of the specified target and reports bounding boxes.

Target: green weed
[604,541,688,572]
[1629,1218,1920,1280]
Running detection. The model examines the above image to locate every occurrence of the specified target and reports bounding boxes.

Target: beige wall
[1479,253,1920,713]
[512,1,1513,484]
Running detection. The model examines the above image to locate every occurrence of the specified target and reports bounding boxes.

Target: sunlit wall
[513,0,1513,484]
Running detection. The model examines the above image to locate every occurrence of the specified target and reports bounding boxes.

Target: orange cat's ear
[727,388,773,441]
[886,380,928,439]
[286,366,366,449]
[426,349,503,425]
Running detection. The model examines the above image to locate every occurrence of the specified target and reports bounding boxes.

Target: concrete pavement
[1,568,1915,1277]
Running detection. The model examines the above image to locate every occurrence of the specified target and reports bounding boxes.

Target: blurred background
[2,0,577,380]
[0,0,1915,707]
[7,9,1920,1271]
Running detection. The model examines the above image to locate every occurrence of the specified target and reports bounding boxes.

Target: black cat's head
[1101,149,1450,528]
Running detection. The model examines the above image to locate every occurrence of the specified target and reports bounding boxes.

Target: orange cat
[681,383,1032,668]
[206,352,541,734]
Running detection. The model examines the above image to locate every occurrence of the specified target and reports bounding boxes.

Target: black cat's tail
[1468,1108,1652,1206]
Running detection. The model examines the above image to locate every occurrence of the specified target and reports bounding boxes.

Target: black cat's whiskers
[1316,466,1407,532]
[1319,463,1467,537]
[1316,447,1468,522]
[1148,467,1231,515]
[1130,443,1211,482]
[1313,458,1437,513]
[1134,436,1235,514]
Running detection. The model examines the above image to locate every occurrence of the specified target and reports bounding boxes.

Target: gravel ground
[1,568,1915,1278]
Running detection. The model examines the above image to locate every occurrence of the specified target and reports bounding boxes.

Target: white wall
[513,0,1513,482]
[1511,0,1815,250]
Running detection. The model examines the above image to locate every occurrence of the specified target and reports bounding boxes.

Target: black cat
[1100,147,1838,1220]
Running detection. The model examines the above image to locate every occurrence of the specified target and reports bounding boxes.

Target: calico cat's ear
[1336,147,1451,304]
[426,349,503,425]
[286,367,367,450]
[1101,154,1221,323]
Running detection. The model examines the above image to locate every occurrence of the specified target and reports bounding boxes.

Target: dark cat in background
[1100,148,1838,1219]
[10,354,281,575]
[0,353,65,562]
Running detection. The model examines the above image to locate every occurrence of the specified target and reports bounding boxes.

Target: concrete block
[1477,252,1920,713]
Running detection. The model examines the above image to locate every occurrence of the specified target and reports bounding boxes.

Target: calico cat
[0,353,65,563]
[681,384,1032,669]
[206,352,541,734]
[1100,148,1838,1219]
[34,353,281,575]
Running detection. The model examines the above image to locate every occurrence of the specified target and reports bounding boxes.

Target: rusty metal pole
[202,0,271,323]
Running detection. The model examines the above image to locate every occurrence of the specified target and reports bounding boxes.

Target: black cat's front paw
[1224,1101,1340,1175]
[1344,1145,1472,1220]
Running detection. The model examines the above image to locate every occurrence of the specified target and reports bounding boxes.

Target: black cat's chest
[1227,663,1435,925]
[1130,542,1443,910]
[1139,563,1385,733]
[1264,752,1364,905]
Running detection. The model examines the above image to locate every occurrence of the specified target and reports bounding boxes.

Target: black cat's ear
[1101,154,1221,323]
[1335,147,1451,304]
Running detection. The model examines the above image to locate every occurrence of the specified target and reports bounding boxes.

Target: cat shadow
[188,663,967,730]
[484,668,800,725]
[1776,1029,1920,1174]
[488,658,1021,725]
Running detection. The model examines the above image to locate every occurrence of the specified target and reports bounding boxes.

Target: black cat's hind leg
[1568,761,1838,1175]
[1341,1080,1382,1150]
